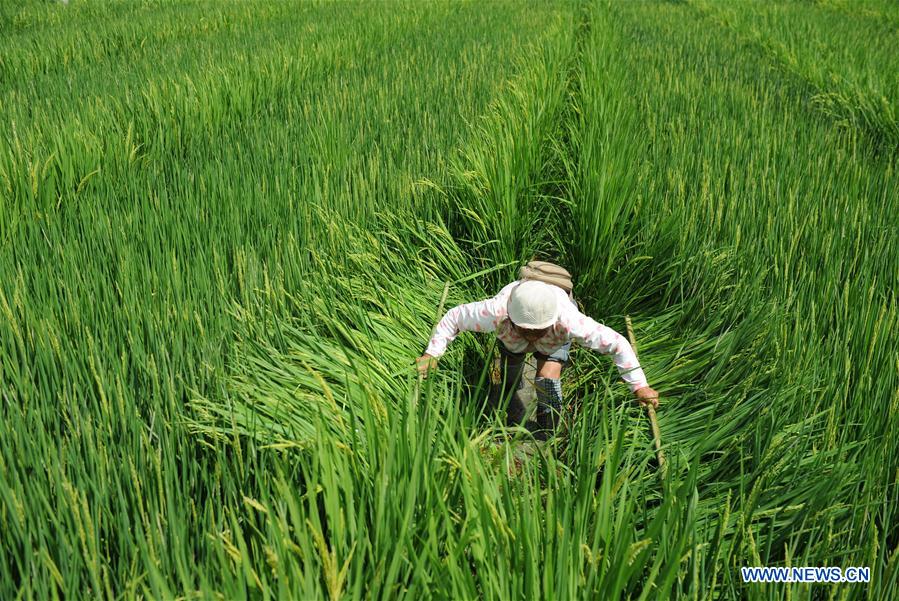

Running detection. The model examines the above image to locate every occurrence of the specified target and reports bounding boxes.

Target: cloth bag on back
[517,260,576,304]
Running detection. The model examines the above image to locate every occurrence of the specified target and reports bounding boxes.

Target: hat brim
[509,312,559,330]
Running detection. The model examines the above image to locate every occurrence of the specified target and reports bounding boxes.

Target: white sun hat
[507,280,560,329]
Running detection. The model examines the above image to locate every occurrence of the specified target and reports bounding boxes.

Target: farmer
[416,265,659,436]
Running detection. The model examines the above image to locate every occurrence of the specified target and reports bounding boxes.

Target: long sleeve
[424,300,499,358]
[424,284,515,358]
[564,311,649,392]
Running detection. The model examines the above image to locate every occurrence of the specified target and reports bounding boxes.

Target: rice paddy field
[1,0,897,598]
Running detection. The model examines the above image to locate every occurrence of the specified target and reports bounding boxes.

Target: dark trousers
[494,341,571,427]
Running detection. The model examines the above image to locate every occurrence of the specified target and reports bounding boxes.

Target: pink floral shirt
[425,281,650,392]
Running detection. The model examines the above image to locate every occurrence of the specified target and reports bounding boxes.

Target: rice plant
[1,0,896,598]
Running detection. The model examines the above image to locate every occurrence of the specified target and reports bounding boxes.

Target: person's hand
[416,353,438,378]
[634,386,659,409]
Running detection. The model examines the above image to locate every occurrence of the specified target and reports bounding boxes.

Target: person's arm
[564,311,650,393]
[424,295,502,358]
[417,283,516,378]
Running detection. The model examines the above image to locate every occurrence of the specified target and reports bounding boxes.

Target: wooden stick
[424,282,450,366]
[432,282,450,339]
[625,315,667,480]
[415,282,451,387]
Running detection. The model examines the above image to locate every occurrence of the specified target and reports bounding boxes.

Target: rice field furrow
[686,0,899,153]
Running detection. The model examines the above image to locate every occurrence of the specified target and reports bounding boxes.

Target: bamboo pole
[433,282,451,339]
[625,315,667,480]
[413,282,451,401]
[417,282,450,377]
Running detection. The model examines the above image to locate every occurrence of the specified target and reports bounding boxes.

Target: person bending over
[416,279,659,437]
